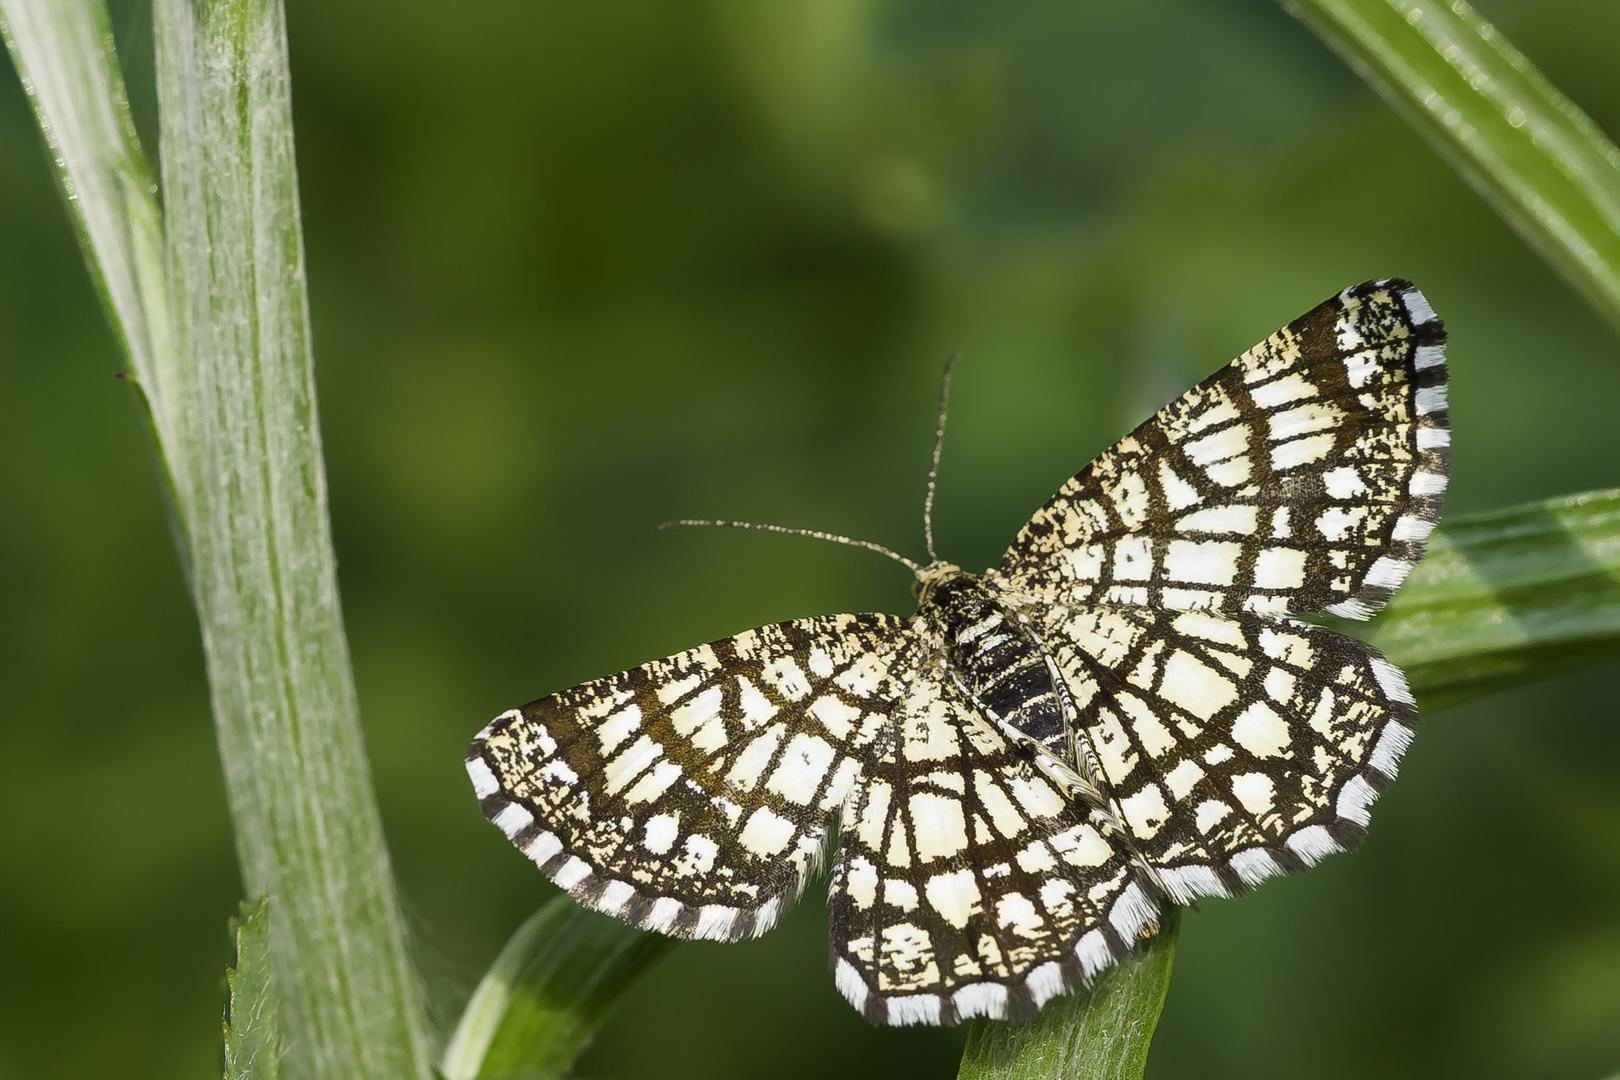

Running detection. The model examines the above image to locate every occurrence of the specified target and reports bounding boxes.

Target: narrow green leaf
[1362,489,1620,711]
[1283,0,1620,331]
[225,898,281,1080]
[7,0,435,1076]
[441,897,675,1080]
[0,0,186,522]
[957,909,1179,1080]
[147,0,434,1076]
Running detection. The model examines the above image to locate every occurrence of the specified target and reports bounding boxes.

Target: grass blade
[1284,0,1620,330]
[0,0,185,514]
[225,899,282,1080]
[149,0,433,1076]
[441,897,675,1080]
[1363,489,1620,711]
[956,910,1179,1080]
[7,0,436,1070]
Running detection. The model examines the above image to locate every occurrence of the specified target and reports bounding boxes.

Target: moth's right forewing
[469,613,918,940]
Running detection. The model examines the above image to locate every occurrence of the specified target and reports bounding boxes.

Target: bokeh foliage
[1,0,1618,1078]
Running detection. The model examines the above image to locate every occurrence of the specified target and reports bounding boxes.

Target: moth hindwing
[468,278,1447,1026]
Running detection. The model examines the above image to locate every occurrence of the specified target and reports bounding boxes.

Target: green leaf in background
[956,909,1179,1080]
[1363,488,1620,711]
[1283,0,1620,331]
[224,898,281,1080]
[441,896,676,1080]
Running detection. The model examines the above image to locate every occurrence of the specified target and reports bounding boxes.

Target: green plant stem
[1284,0,1620,331]
[4,0,433,1077]
[957,910,1179,1080]
[150,1,431,1077]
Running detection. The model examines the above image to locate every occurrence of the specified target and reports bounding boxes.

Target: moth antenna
[660,519,922,573]
[923,353,960,564]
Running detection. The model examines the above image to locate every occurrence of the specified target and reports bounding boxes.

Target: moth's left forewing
[1000,279,1449,620]
[1255,280,1449,617]
[469,613,916,941]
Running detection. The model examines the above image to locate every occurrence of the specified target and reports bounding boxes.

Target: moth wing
[828,666,1151,1025]
[1000,280,1448,620]
[1022,597,1417,904]
[469,613,916,940]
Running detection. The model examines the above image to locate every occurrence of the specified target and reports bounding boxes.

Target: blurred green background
[3,0,1619,1077]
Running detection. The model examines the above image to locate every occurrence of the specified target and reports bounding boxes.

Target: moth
[467,279,1448,1025]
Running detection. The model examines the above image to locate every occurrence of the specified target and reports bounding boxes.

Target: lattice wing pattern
[1016,594,1418,904]
[827,668,1158,1026]
[468,614,917,941]
[1000,280,1449,620]
[468,278,1449,1028]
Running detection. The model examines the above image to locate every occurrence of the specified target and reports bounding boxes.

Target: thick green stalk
[1284,0,1620,331]
[4,1,432,1077]
[152,1,430,1077]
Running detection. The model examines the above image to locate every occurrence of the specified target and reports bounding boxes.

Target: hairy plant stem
[3,1,433,1077]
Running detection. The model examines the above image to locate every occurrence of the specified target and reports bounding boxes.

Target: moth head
[911,561,964,605]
